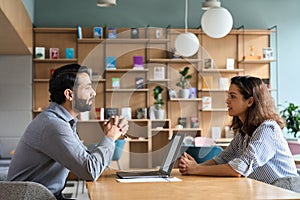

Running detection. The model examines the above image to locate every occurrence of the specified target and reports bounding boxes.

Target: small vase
[179,89,190,99]
[155,109,165,120]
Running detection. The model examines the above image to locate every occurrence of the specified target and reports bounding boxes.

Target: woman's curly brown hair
[230,76,284,136]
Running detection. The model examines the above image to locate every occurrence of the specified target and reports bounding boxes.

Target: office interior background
[1,0,300,156]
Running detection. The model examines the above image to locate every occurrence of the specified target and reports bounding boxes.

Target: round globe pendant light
[175,32,199,57]
[201,7,233,38]
[175,0,200,57]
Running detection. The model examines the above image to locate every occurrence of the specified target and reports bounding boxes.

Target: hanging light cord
[185,0,188,32]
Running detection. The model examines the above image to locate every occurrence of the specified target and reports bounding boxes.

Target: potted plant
[280,102,300,138]
[176,66,192,98]
[153,85,164,119]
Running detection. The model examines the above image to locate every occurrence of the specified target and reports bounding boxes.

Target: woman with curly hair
[179,75,298,184]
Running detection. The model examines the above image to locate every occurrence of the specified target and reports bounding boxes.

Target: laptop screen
[160,133,185,174]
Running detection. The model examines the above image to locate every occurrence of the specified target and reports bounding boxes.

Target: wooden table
[294,154,300,165]
[86,169,300,200]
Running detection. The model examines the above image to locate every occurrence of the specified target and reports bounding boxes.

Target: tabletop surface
[86,169,300,200]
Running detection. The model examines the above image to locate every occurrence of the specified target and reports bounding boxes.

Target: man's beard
[74,94,93,112]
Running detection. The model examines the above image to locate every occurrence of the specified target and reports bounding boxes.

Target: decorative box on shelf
[242,55,261,60]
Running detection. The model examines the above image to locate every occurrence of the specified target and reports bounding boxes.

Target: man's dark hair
[49,63,90,104]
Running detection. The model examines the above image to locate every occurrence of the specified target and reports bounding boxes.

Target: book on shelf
[80,111,89,121]
[77,26,82,39]
[95,107,105,120]
[204,58,213,69]
[202,96,212,110]
[105,108,119,119]
[106,56,116,69]
[112,77,120,89]
[190,117,199,128]
[65,48,74,59]
[108,27,117,39]
[93,27,103,38]
[121,107,132,120]
[202,76,213,89]
[131,28,139,39]
[178,117,187,128]
[135,77,144,89]
[211,126,221,139]
[189,88,197,98]
[153,66,165,80]
[35,47,45,59]
[219,77,229,90]
[133,56,144,69]
[226,58,235,70]
[49,48,59,59]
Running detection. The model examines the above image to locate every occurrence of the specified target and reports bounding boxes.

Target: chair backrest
[287,140,300,155]
[112,139,126,161]
[271,176,300,193]
[183,146,223,163]
[0,181,56,200]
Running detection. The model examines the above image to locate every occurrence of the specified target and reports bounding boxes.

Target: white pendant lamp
[97,0,116,7]
[201,0,233,39]
[175,0,200,57]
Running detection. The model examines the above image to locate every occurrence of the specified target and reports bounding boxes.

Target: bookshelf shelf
[33,27,277,169]
[33,58,78,63]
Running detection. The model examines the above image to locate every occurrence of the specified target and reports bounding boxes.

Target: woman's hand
[179,152,199,175]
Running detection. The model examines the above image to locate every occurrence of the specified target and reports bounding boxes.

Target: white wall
[0,56,32,158]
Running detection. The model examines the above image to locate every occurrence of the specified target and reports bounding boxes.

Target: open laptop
[116,133,185,179]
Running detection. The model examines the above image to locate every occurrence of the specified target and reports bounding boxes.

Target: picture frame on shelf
[93,27,103,38]
[49,48,59,59]
[112,77,120,89]
[106,56,116,69]
[204,58,213,69]
[202,96,212,110]
[263,47,273,60]
[108,27,117,39]
[121,107,132,120]
[65,48,74,59]
[135,77,144,89]
[105,108,119,119]
[219,77,229,90]
[153,66,165,80]
[226,58,235,70]
[35,47,45,59]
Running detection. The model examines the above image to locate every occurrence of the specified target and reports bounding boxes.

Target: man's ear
[64,89,73,101]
